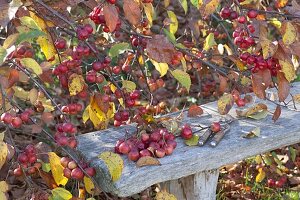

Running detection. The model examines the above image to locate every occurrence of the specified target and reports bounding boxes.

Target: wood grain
[77,82,300,197]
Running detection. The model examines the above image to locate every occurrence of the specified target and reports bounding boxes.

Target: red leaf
[188,104,203,117]
[218,74,228,93]
[103,5,119,32]
[272,105,281,122]
[146,35,176,64]
[252,73,266,99]
[123,0,141,26]
[277,72,290,102]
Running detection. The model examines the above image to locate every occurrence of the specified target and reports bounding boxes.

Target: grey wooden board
[77,82,300,197]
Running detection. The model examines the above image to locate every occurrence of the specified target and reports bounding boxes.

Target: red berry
[181,125,193,140]
[11,117,22,128]
[155,148,166,158]
[115,139,124,153]
[211,122,221,133]
[150,132,161,142]
[164,144,174,155]
[130,90,140,100]
[62,122,73,133]
[54,38,66,49]
[63,168,72,178]
[220,7,231,19]
[13,167,23,177]
[86,73,96,83]
[119,142,130,154]
[139,149,152,157]
[236,98,246,107]
[71,167,84,180]
[57,136,69,146]
[1,113,13,124]
[121,111,129,121]
[18,153,28,163]
[247,24,255,33]
[60,157,71,168]
[230,11,238,20]
[107,0,116,4]
[68,161,77,170]
[167,140,177,149]
[112,66,121,74]
[247,10,258,19]
[128,149,140,161]
[92,61,104,71]
[84,24,93,34]
[28,154,37,164]
[85,167,96,176]
[141,133,150,143]
[68,137,78,149]
[237,16,247,23]
[25,144,35,154]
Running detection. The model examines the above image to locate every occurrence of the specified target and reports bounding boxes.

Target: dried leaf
[103,5,119,32]
[277,72,290,102]
[48,152,68,186]
[252,72,266,99]
[243,127,260,138]
[200,0,220,16]
[98,151,124,182]
[248,110,268,120]
[123,0,141,26]
[187,104,203,117]
[185,135,200,146]
[39,171,58,189]
[255,168,266,183]
[29,88,38,104]
[217,93,234,115]
[151,60,169,77]
[146,35,176,64]
[272,105,281,122]
[156,191,177,200]
[136,156,161,167]
[219,75,228,93]
[245,103,268,117]
[68,73,85,96]
[260,38,277,59]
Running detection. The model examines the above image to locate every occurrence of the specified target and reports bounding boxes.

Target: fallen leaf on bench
[242,127,260,138]
[217,93,234,115]
[84,176,95,195]
[48,152,68,186]
[185,135,199,146]
[187,104,203,117]
[248,110,268,120]
[98,151,123,182]
[136,156,161,167]
[255,168,266,183]
[236,103,267,117]
[155,190,177,200]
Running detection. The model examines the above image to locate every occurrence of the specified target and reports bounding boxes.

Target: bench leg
[165,169,219,200]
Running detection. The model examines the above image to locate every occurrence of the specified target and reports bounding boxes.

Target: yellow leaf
[122,80,136,92]
[170,69,191,91]
[48,152,68,186]
[203,33,217,51]
[82,105,90,124]
[282,22,297,46]
[151,59,169,77]
[29,11,54,32]
[0,141,8,170]
[12,86,29,101]
[269,18,281,29]
[84,176,95,194]
[20,58,43,75]
[3,33,19,49]
[0,192,6,200]
[29,88,38,104]
[51,187,72,200]
[0,131,4,141]
[167,11,178,34]
[156,191,177,200]
[138,55,144,65]
[261,38,277,59]
[98,151,124,182]
[279,59,296,82]
[36,36,57,63]
[255,168,266,183]
[68,74,85,96]
[0,181,8,192]
[217,93,234,115]
[143,3,155,26]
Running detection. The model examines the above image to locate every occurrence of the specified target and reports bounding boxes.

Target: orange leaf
[103,5,119,32]
[277,72,290,102]
[123,0,141,26]
[187,104,203,117]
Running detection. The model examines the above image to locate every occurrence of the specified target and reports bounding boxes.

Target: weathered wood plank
[77,82,300,197]
[165,169,219,200]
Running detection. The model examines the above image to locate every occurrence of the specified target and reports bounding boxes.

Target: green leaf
[163,28,176,44]
[98,151,124,182]
[19,16,41,30]
[41,162,51,172]
[50,187,72,200]
[170,69,191,91]
[167,11,178,34]
[185,135,199,146]
[181,58,187,71]
[203,33,217,51]
[179,0,188,14]
[122,80,136,92]
[109,42,130,58]
[0,46,7,66]
[20,58,43,75]
[151,59,169,77]
[190,0,199,8]
[248,110,268,120]
[289,147,297,162]
[16,29,45,45]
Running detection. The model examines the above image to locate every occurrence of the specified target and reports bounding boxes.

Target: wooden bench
[77,82,300,200]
